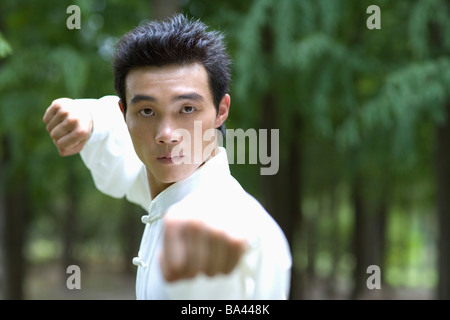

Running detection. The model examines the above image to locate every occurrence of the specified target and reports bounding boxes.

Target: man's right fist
[43,98,93,156]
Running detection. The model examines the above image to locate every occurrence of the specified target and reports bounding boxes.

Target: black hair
[113,14,231,135]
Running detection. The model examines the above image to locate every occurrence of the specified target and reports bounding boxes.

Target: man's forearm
[77,96,151,210]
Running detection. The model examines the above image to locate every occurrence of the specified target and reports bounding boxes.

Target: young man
[43,14,291,299]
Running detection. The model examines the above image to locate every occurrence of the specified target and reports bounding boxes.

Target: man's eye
[181,106,195,114]
[140,108,154,116]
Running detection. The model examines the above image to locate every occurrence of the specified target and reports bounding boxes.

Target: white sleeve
[161,190,292,299]
[162,239,291,300]
[79,95,151,211]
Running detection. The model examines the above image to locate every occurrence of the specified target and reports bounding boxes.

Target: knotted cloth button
[132,257,140,266]
[132,256,148,269]
[141,215,160,224]
[141,215,151,224]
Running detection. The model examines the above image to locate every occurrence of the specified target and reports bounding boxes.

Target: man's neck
[147,177,174,200]
[146,145,220,199]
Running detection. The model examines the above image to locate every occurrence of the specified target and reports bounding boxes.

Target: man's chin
[152,165,199,184]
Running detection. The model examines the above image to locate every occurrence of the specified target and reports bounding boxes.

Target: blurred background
[0,0,449,300]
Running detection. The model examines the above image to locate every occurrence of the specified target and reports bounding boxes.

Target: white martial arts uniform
[79,96,292,299]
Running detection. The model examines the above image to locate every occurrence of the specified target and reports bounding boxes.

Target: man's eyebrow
[130,92,204,105]
[130,95,156,104]
[172,93,204,102]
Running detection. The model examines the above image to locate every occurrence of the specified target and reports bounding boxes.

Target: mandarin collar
[146,147,230,218]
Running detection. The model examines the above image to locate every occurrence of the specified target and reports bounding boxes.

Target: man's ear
[118,100,126,120]
[215,94,230,128]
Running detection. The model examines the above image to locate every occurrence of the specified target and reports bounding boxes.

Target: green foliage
[222,0,449,294]
[1,0,448,297]
[0,0,151,268]
[362,58,450,158]
[0,32,12,58]
[409,0,450,60]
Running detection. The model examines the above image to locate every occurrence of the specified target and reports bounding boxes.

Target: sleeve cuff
[85,95,122,145]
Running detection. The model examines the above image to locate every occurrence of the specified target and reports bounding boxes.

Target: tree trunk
[260,92,279,220]
[258,20,303,299]
[435,101,450,299]
[260,101,303,300]
[431,4,450,298]
[287,114,303,300]
[0,173,5,299]
[350,174,367,299]
[326,186,341,298]
[61,163,79,275]
[305,196,320,299]
[375,191,388,287]
[3,184,29,300]
[0,136,29,299]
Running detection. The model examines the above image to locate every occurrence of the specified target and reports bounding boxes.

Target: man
[43,14,291,299]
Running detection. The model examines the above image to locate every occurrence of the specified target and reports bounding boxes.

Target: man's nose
[155,119,182,144]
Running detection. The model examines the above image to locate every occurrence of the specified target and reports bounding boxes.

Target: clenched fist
[43,98,93,156]
[160,218,247,282]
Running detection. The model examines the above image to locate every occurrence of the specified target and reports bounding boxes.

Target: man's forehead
[127,63,207,83]
[125,63,212,102]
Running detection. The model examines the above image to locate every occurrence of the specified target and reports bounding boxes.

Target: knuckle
[58,110,70,121]
[63,117,78,129]
[61,110,71,119]
[185,271,197,280]
[210,229,225,241]
[186,220,203,231]
[58,148,67,156]
[50,101,62,111]
[52,97,70,107]
[205,267,217,277]
[73,128,86,139]
[167,265,185,282]
[223,267,233,275]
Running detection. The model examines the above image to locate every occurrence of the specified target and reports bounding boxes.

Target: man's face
[122,63,229,193]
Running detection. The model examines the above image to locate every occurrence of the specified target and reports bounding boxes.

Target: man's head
[113,14,231,135]
[112,14,231,195]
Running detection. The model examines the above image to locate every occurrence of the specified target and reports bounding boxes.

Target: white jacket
[79,96,292,299]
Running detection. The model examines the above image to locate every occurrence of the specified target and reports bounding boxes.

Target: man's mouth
[157,153,184,164]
